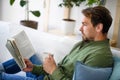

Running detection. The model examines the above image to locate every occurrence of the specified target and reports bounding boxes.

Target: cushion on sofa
[0,22,13,62]
[73,61,112,80]
[109,56,120,80]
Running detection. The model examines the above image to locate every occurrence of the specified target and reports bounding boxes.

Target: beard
[82,36,89,42]
[81,32,88,41]
[81,34,94,42]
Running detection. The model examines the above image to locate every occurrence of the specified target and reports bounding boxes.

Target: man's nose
[79,26,83,31]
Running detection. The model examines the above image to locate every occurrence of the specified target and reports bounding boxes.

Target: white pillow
[0,22,12,62]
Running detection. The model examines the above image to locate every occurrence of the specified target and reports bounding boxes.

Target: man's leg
[2,54,44,79]
[0,72,36,80]
[2,59,21,74]
[26,54,44,79]
[0,63,5,73]
[2,54,41,74]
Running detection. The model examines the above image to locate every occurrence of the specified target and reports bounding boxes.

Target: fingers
[47,54,54,60]
[43,56,57,74]
[23,68,31,72]
[23,58,33,72]
[48,54,53,58]
[24,58,30,63]
[44,55,54,62]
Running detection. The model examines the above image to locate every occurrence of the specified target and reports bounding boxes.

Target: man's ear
[95,23,103,32]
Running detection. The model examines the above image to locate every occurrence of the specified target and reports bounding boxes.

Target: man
[23,5,113,80]
[0,6,113,80]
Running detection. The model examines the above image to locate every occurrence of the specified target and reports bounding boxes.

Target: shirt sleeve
[32,65,46,76]
[50,66,72,80]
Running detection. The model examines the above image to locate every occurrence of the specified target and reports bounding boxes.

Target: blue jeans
[1,72,44,80]
[1,54,44,80]
[2,72,36,80]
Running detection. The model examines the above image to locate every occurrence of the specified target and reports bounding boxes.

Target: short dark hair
[82,6,113,34]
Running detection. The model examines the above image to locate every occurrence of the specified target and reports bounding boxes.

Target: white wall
[0,1,2,19]
[0,0,45,30]
[70,0,118,39]
[117,20,120,47]
[47,0,118,37]
[0,0,119,44]
[105,0,118,39]
[48,0,63,29]
[0,0,25,23]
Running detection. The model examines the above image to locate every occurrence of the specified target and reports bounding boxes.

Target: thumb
[48,54,53,58]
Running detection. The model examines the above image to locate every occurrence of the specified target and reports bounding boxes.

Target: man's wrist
[49,66,57,75]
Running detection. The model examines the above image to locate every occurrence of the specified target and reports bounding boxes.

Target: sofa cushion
[109,56,120,80]
[73,61,112,80]
[109,47,120,80]
[0,22,13,62]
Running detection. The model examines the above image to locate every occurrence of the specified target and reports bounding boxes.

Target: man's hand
[43,54,57,74]
[23,59,33,72]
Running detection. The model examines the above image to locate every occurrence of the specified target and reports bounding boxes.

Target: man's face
[80,16,97,41]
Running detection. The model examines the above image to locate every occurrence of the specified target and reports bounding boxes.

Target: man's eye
[82,22,87,26]
[83,24,87,26]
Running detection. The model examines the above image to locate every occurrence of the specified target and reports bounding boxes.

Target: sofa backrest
[0,21,79,63]
[111,47,120,57]
[72,44,120,80]
[109,47,120,80]
[1,21,120,64]
[0,21,13,62]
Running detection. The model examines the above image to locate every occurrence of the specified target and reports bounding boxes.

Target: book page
[12,30,35,59]
[6,39,26,70]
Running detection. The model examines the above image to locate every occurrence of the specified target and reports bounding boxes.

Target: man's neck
[94,33,107,41]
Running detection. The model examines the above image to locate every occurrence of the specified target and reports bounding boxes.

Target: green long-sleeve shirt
[32,39,113,80]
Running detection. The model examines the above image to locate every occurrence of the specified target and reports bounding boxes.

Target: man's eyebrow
[82,22,86,24]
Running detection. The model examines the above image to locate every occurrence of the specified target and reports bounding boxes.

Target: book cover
[6,30,35,70]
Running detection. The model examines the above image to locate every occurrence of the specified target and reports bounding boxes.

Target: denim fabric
[0,72,44,80]
[1,54,44,80]
[0,72,2,80]
[3,59,21,74]
[0,64,5,73]
[26,54,43,78]
[2,72,36,80]
[2,54,41,74]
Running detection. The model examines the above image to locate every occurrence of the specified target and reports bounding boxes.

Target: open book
[6,30,35,70]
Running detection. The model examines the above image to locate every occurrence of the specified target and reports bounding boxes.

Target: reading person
[0,6,113,80]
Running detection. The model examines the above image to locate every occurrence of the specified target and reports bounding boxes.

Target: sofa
[0,21,120,80]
